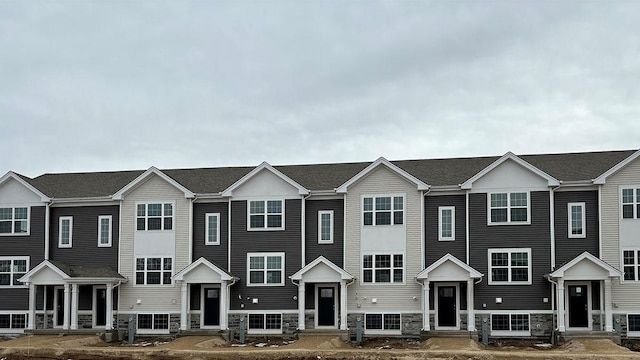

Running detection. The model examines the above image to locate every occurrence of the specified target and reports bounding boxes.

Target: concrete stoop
[298,329,350,340]
[421,330,478,341]
[558,331,621,345]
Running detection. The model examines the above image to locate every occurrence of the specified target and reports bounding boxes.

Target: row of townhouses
[2,149,640,340]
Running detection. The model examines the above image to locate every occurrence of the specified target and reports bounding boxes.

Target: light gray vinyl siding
[425,194,467,265]
[469,191,552,310]
[229,199,301,311]
[554,191,599,266]
[305,199,344,267]
[193,202,229,269]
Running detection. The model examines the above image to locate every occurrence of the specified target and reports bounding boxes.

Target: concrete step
[422,330,478,340]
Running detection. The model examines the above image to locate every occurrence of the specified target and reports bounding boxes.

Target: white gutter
[44,201,51,260]
[301,194,311,267]
[227,200,232,272]
[466,190,470,264]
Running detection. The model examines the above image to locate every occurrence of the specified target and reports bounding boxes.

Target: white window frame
[627,314,640,337]
[134,257,173,286]
[487,191,531,225]
[622,249,640,282]
[0,257,29,288]
[490,313,531,337]
[362,194,405,226]
[364,313,402,335]
[97,215,112,247]
[568,202,586,238]
[621,187,640,220]
[136,202,174,231]
[247,252,285,287]
[0,312,28,330]
[247,199,285,231]
[58,216,73,248]
[438,206,455,241]
[205,213,220,245]
[488,248,532,285]
[247,313,283,334]
[0,206,30,236]
[318,210,334,244]
[136,313,170,334]
[362,253,404,284]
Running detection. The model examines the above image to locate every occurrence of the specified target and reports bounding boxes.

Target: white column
[105,284,113,330]
[557,279,565,332]
[604,278,613,332]
[70,284,78,330]
[467,279,475,331]
[28,283,36,329]
[220,283,227,330]
[423,281,430,331]
[180,282,188,331]
[340,281,347,330]
[298,281,305,330]
[63,283,70,330]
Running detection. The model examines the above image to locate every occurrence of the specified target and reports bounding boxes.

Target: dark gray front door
[568,285,589,328]
[318,287,335,326]
[95,288,107,327]
[437,286,457,327]
[203,288,220,326]
[56,288,64,326]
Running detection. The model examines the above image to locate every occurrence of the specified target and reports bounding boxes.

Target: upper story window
[247,252,284,286]
[59,216,73,248]
[439,206,455,241]
[0,257,28,287]
[363,196,404,226]
[135,257,172,285]
[488,248,531,285]
[568,203,586,238]
[136,203,173,231]
[0,207,29,235]
[363,254,403,284]
[489,192,529,225]
[623,249,640,281]
[318,210,333,244]
[205,213,220,245]
[248,200,284,230]
[98,215,112,247]
[622,188,640,219]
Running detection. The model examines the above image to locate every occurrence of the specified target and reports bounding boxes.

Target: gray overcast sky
[1,1,639,178]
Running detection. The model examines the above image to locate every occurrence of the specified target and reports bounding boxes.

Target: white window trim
[620,186,640,220]
[364,313,402,335]
[490,313,531,336]
[438,206,455,241]
[136,313,170,334]
[318,210,334,244]
[0,312,29,331]
[627,314,640,337]
[58,216,73,248]
[361,194,405,227]
[135,202,174,232]
[487,248,532,285]
[487,191,531,225]
[0,206,30,236]
[247,199,285,231]
[247,313,283,334]
[621,249,640,282]
[97,215,112,247]
[568,202,586,238]
[361,253,405,285]
[205,213,221,245]
[0,256,29,288]
[247,252,285,287]
[134,257,173,287]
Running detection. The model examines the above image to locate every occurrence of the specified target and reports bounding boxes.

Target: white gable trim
[460,152,560,189]
[336,157,429,193]
[18,260,70,283]
[593,149,640,184]
[290,256,354,281]
[416,253,483,280]
[549,251,621,279]
[221,162,309,197]
[112,167,194,200]
[0,172,50,202]
[172,257,234,282]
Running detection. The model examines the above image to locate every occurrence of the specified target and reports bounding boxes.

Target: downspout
[598,184,603,258]
[420,189,431,270]
[546,275,558,333]
[550,186,560,270]
[301,194,311,267]
[228,200,232,272]
[188,196,196,264]
[44,201,52,260]
[466,190,470,264]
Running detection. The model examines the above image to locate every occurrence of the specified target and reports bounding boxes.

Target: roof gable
[112,167,195,200]
[290,256,354,281]
[222,162,309,197]
[549,251,621,279]
[173,257,234,282]
[461,152,560,189]
[336,157,429,193]
[0,172,50,202]
[594,149,640,184]
[416,254,483,281]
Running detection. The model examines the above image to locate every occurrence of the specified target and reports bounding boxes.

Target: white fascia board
[112,166,195,200]
[18,260,70,283]
[416,253,483,281]
[336,157,430,193]
[0,172,51,202]
[460,152,560,189]
[549,251,622,278]
[172,257,234,282]
[221,161,309,197]
[290,255,354,281]
[593,149,640,184]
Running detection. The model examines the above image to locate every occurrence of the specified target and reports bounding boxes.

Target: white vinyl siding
[58,216,73,248]
[98,215,112,247]
[439,206,455,241]
[205,213,220,245]
[568,202,586,238]
[318,210,333,244]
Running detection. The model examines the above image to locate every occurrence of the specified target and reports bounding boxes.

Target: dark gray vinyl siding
[229,199,302,310]
[554,191,599,266]
[49,206,119,269]
[193,202,229,269]
[305,199,344,267]
[425,195,467,265]
[469,192,552,310]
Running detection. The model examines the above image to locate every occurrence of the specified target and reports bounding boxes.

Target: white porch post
[423,281,430,331]
[105,284,113,330]
[70,284,78,330]
[340,281,347,330]
[604,278,613,332]
[220,282,227,330]
[298,281,305,330]
[180,282,188,331]
[63,283,70,330]
[28,283,36,330]
[467,279,475,331]
[557,279,565,332]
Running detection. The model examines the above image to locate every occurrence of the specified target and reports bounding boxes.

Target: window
[137,313,169,332]
[488,249,531,284]
[247,253,284,286]
[628,314,640,334]
[362,254,403,283]
[489,192,529,224]
[0,313,27,329]
[622,188,640,219]
[365,314,401,332]
[318,210,333,244]
[205,213,220,245]
[491,314,530,335]
[0,207,29,235]
[98,215,112,247]
[623,250,640,281]
[0,257,28,287]
[59,216,73,248]
[135,257,172,285]
[136,203,173,231]
[248,313,282,333]
[439,206,455,241]
[363,196,404,226]
[248,200,284,230]
[568,203,586,238]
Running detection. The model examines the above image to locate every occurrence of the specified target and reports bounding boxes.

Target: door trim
[435,282,460,330]
[200,284,221,329]
[93,286,107,328]
[314,284,338,329]
[53,286,64,328]
[565,282,592,330]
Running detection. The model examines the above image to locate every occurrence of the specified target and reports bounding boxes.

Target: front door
[55,288,64,327]
[437,285,457,328]
[95,288,107,327]
[203,287,220,326]
[568,284,589,328]
[317,287,336,327]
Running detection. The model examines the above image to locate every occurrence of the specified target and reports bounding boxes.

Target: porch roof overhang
[547,251,622,281]
[416,254,483,282]
[172,257,236,283]
[290,256,354,283]
[18,260,127,285]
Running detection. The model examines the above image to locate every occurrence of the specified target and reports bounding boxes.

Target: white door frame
[53,286,64,328]
[93,286,107,328]
[200,284,221,329]
[434,282,460,330]
[565,281,592,330]
[314,283,338,329]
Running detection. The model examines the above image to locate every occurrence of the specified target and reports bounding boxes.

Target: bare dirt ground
[1,335,640,360]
